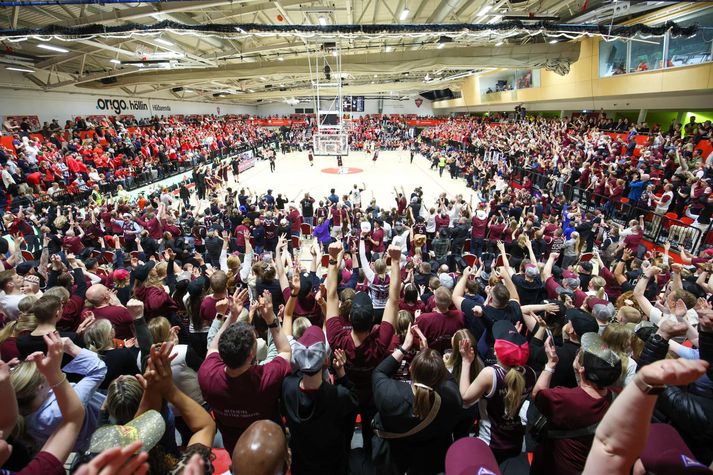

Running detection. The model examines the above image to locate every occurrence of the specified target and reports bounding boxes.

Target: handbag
[371,392,442,471]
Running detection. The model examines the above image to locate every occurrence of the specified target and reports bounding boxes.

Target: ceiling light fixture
[319,16,327,26]
[549,39,558,43]
[110,59,121,64]
[495,41,504,46]
[248,89,255,93]
[154,38,174,47]
[185,89,193,93]
[6,66,34,73]
[384,45,393,52]
[37,43,69,53]
[477,5,493,17]
[278,56,284,61]
[400,8,410,20]
[437,43,445,49]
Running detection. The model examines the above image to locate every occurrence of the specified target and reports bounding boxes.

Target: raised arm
[382,244,402,328]
[452,266,472,311]
[26,333,86,465]
[325,241,343,320]
[359,236,376,283]
[633,266,659,319]
[283,267,300,338]
[458,339,493,407]
[541,252,558,282]
[274,234,290,291]
[583,358,708,475]
[258,289,291,362]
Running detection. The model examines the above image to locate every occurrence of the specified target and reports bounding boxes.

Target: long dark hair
[409,349,447,419]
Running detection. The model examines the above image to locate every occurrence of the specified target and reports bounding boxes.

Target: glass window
[667,10,713,67]
[629,35,664,72]
[599,40,628,77]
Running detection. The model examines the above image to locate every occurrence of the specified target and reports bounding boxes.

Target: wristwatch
[633,375,666,395]
[267,320,280,329]
[329,259,338,265]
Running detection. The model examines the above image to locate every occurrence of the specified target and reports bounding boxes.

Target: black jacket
[638,331,713,464]
[372,355,463,475]
[281,373,358,475]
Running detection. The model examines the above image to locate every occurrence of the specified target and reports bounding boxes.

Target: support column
[637,109,647,124]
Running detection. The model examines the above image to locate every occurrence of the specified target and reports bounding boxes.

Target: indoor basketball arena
[0,1,712,474]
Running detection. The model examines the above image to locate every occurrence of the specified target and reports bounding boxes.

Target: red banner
[405,119,445,127]
[250,118,307,127]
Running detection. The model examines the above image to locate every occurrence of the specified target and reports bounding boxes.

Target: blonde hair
[601,323,632,380]
[83,319,114,353]
[589,276,607,299]
[445,329,482,383]
[374,259,387,276]
[617,306,642,324]
[11,361,44,415]
[395,310,414,339]
[226,255,242,290]
[503,367,526,419]
[144,262,168,289]
[292,317,312,340]
[148,316,172,343]
[0,303,37,344]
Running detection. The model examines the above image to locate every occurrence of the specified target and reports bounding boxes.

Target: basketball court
[226,149,475,209]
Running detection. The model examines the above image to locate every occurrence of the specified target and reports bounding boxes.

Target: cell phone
[545,328,553,341]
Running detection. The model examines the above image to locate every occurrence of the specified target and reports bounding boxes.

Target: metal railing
[512,166,712,253]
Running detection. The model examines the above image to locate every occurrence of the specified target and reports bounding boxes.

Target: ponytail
[412,383,436,419]
[503,366,526,419]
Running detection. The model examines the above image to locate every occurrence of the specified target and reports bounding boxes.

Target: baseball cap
[112,268,130,281]
[580,332,622,387]
[293,326,327,374]
[640,424,713,474]
[350,292,373,321]
[592,302,616,323]
[89,410,165,454]
[524,264,539,278]
[493,320,529,367]
[439,273,455,290]
[566,308,599,337]
[16,261,38,276]
[187,276,206,297]
[586,297,610,312]
[445,437,501,475]
[133,261,155,282]
[360,221,372,234]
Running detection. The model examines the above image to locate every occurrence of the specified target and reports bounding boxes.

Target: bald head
[86,284,110,306]
[231,420,289,475]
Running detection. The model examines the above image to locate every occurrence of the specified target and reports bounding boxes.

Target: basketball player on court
[308,149,314,167]
[372,147,379,165]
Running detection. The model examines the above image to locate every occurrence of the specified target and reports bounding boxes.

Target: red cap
[113,269,130,281]
[445,437,501,475]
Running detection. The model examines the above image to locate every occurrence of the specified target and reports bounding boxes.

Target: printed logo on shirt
[681,455,706,468]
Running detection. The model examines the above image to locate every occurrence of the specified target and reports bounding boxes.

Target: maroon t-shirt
[91,305,134,340]
[133,285,178,321]
[56,295,85,333]
[0,336,20,362]
[199,295,220,324]
[370,228,385,253]
[326,316,394,405]
[489,223,506,240]
[531,386,612,475]
[62,236,84,254]
[281,287,323,327]
[415,309,465,354]
[198,353,290,455]
[11,451,64,475]
[471,216,488,239]
[623,231,642,251]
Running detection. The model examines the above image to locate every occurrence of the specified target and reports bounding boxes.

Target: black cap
[566,308,599,337]
[133,261,156,282]
[16,261,38,276]
[187,276,206,297]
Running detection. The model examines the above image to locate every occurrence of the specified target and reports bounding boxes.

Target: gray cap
[592,303,616,323]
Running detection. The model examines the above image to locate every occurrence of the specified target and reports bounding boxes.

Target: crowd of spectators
[0,114,275,210]
[0,111,712,475]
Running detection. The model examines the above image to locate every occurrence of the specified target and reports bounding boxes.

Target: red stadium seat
[21,250,35,262]
[300,223,312,237]
[462,253,477,267]
[291,235,300,251]
[102,250,115,264]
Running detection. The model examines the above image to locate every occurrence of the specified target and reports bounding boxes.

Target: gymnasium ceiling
[0,1,707,104]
